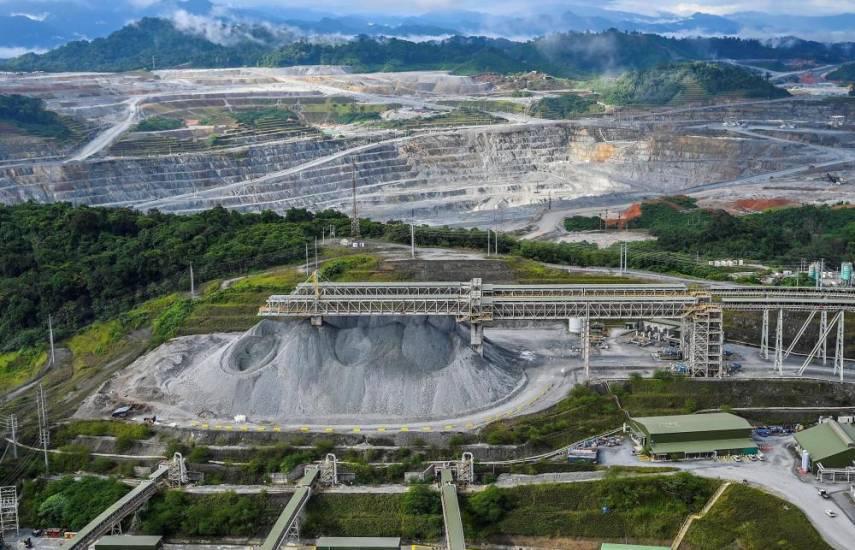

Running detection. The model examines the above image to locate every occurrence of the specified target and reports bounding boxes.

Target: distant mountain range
[3,18,854,77]
[3,0,855,58]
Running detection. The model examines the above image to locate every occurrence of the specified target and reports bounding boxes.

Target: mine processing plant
[260,280,855,379]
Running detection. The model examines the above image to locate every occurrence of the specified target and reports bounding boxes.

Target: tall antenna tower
[36,384,49,473]
[350,159,361,239]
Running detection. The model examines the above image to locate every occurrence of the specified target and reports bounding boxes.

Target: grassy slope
[682,484,832,550]
[304,475,716,545]
[481,376,855,451]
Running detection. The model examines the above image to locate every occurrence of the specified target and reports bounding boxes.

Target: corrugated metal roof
[94,535,162,548]
[601,544,670,550]
[632,412,752,435]
[795,420,855,463]
[649,438,757,455]
[316,537,401,548]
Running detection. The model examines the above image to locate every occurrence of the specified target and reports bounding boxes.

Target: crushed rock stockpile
[79,317,528,423]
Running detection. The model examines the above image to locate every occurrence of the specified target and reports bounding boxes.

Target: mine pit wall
[0,136,363,206]
[0,123,810,222]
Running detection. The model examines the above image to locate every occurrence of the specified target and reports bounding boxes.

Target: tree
[467,485,511,524]
[37,494,69,526]
[402,484,440,515]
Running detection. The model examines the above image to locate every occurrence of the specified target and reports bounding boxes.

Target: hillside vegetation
[827,62,855,82]
[4,199,852,356]
[3,18,854,76]
[0,94,71,138]
[598,62,789,106]
[683,484,832,550]
[0,203,349,352]
[628,197,855,263]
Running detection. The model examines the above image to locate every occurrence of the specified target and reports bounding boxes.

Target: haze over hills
[4,0,855,57]
[3,17,855,77]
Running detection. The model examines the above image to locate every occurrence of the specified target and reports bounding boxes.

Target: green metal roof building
[627,412,757,460]
[94,535,163,550]
[601,544,670,550]
[315,537,402,550]
[794,420,855,470]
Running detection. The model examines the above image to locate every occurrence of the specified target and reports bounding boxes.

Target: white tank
[567,317,583,334]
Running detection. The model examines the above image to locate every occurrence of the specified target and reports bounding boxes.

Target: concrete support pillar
[582,316,590,379]
[310,316,323,327]
[761,309,769,360]
[835,313,845,382]
[820,310,828,366]
[774,309,784,375]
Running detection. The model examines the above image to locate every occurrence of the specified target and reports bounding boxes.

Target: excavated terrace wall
[0,123,809,222]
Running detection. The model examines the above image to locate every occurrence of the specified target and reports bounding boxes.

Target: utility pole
[305,243,309,273]
[36,384,49,474]
[494,230,499,255]
[486,230,490,257]
[8,415,17,459]
[314,237,318,271]
[189,263,195,299]
[47,315,56,367]
[410,224,415,258]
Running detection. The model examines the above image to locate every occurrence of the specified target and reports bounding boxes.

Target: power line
[36,385,49,474]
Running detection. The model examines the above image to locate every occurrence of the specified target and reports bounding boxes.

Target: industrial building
[627,412,757,460]
[315,537,402,550]
[794,419,855,471]
[601,545,669,550]
[94,535,163,550]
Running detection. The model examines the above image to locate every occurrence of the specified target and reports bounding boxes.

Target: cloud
[10,11,49,21]
[0,46,47,58]
[607,0,855,16]
[169,9,251,44]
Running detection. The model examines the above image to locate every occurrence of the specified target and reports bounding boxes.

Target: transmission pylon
[350,159,360,239]
[36,384,49,473]
[48,315,56,366]
[0,486,19,536]
[7,415,16,460]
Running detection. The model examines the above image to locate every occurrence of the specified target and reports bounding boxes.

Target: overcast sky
[208,0,855,16]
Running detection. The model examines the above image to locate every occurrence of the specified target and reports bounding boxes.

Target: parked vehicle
[818,489,831,499]
[824,509,837,518]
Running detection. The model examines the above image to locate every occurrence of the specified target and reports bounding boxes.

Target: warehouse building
[627,412,757,461]
[315,537,402,550]
[601,545,669,550]
[94,535,163,550]
[794,419,855,471]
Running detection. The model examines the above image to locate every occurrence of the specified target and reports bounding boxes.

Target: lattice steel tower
[350,159,360,239]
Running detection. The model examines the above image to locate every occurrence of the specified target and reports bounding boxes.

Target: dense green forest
[530,93,604,118]
[134,116,184,132]
[0,203,350,352]
[3,18,854,76]
[20,477,129,531]
[0,94,70,138]
[597,62,789,106]
[628,198,855,262]
[827,62,855,82]
[3,200,853,354]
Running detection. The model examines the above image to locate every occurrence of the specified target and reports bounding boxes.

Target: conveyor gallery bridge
[260,280,855,379]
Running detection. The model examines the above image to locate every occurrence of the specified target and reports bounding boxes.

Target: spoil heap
[81,317,526,423]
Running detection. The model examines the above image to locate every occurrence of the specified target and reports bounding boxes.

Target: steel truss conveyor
[260,280,855,379]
